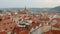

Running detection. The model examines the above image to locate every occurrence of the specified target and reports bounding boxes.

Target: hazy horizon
[0,0,60,8]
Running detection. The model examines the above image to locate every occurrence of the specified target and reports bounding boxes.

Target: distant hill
[0,6,60,13]
[51,6,60,13]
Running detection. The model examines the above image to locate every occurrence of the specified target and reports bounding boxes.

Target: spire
[24,6,27,10]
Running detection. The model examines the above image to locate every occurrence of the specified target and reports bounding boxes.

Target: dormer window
[7,17,10,19]
[0,19,2,21]
[5,28,7,30]
[10,27,12,29]
[7,23,9,24]
[3,23,6,25]
[19,19,21,21]
[32,21,35,23]
[11,22,12,24]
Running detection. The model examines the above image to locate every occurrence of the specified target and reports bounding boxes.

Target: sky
[0,0,60,8]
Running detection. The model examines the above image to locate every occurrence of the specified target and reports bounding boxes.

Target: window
[11,22,12,24]
[3,23,6,25]
[7,17,10,19]
[7,23,9,24]
[5,28,7,30]
[19,19,21,21]
[10,27,12,29]
[0,19,2,21]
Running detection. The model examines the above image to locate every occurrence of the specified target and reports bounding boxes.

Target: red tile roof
[0,19,16,32]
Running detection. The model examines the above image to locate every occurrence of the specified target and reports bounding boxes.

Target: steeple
[24,6,27,10]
